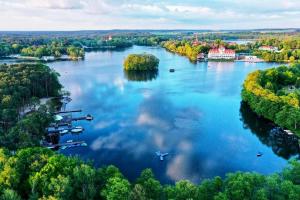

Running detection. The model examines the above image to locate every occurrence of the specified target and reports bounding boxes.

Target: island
[123,53,159,71]
[242,64,300,137]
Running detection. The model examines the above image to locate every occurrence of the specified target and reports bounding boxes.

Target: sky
[0,0,300,31]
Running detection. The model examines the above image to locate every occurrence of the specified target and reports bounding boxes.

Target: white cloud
[27,0,84,9]
[0,0,300,30]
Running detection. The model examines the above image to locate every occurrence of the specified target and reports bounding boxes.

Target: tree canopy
[242,64,300,136]
[0,147,299,200]
[123,54,159,71]
[0,63,62,150]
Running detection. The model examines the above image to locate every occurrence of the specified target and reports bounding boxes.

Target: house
[208,46,236,60]
[41,56,55,61]
[245,56,257,60]
[258,46,278,52]
[245,56,263,62]
[192,34,200,46]
[197,53,205,60]
[103,35,113,41]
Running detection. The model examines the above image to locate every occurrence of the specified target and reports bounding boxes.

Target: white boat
[66,140,73,143]
[284,130,294,135]
[59,130,69,134]
[86,115,93,121]
[71,127,84,133]
[81,142,88,147]
[60,145,67,150]
[54,115,63,121]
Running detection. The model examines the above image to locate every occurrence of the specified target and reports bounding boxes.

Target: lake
[49,46,299,184]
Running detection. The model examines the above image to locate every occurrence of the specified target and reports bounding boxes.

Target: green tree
[101,177,131,200]
[0,189,21,200]
[136,169,162,200]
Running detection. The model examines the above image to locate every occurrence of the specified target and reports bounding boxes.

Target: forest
[162,40,208,61]
[0,63,62,150]
[0,34,168,60]
[0,147,299,200]
[253,37,300,62]
[0,42,84,60]
[242,64,300,136]
[124,54,159,71]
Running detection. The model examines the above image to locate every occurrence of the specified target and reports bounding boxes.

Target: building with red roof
[208,46,236,60]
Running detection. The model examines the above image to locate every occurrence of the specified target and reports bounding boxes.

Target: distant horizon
[0,28,299,32]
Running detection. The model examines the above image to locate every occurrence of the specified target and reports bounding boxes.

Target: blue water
[49,46,299,184]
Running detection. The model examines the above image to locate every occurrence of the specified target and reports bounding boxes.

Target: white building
[208,46,236,60]
[258,46,278,52]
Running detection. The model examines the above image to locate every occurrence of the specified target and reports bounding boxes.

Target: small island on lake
[123,53,159,71]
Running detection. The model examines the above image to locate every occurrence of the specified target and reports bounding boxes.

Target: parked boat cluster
[43,97,93,150]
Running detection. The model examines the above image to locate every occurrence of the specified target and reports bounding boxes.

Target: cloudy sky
[0,0,300,30]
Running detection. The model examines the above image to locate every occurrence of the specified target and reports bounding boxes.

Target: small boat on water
[284,130,294,135]
[169,69,175,72]
[54,115,63,121]
[59,129,69,134]
[257,152,263,157]
[86,114,93,121]
[71,126,84,133]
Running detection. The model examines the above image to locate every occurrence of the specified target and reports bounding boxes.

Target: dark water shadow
[239,102,300,159]
[124,70,158,82]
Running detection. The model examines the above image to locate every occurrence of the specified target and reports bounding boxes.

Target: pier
[53,109,82,114]
[45,141,87,149]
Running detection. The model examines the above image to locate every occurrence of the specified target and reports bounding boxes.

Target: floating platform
[49,114,93,128]
[54,109,82,114]
[47,126,84,135]
[45,140,87,149]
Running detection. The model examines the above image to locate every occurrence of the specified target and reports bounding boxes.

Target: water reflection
[239,102,300,159]
[124,70,158,82]
[48,46,297,184]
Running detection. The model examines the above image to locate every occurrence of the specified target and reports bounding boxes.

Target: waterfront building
[208,46,235,60]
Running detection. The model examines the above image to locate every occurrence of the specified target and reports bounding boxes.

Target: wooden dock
[54,109,82,114]
[51,114,93,126]
[45,141,86,149]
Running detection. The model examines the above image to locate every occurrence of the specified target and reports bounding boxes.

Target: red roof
[209,47,235,54]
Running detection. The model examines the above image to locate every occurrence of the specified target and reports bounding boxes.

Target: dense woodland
[242,64,300,136]
[0,147,299,200]
[124,54,159,71]
[0,42,84,59]
[162,40,208,61]
[0,35,168,59]
[0,63,62,150]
